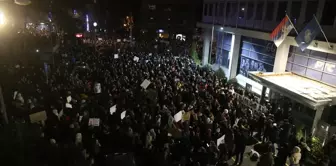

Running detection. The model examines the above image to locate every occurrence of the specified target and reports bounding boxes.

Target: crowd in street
[1,39,334,166]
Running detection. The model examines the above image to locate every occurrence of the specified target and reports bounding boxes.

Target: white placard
[94,83,101,94]
[120,111,126,119]
[140,79,151,89]
[149,53,152,56]
[13,91,18,100]
[217,135,225,146]
[29,111,47,123]
[88,118,100,126]
[66,96,72,103]
[133,56,139,62]
[174,111,183,122]
[65,103,72,108]
[117,39,121,42]
[114,54,119,59]
[110,105,117,115]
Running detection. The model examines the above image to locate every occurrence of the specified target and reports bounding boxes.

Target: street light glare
[93,22,98,27]
[0,11,6,25]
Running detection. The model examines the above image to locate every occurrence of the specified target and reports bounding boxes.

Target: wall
[202,0,336,42]
[286,46,336,85]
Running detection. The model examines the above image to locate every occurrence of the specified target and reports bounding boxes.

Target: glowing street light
[93,22,98,27]
[0,11,6,26]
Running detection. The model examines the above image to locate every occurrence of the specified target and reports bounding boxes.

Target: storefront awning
[249,72,336,109]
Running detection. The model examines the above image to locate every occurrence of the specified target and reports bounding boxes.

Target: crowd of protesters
[0,39,334,166]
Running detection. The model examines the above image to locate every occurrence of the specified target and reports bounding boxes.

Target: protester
[1,38,312,166]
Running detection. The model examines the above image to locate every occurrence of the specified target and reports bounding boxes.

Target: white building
[198,0,336,137]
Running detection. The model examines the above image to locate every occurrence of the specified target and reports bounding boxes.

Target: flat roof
[249,72,336,109]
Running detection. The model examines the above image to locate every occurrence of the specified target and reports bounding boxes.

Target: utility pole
[124,14,134,41]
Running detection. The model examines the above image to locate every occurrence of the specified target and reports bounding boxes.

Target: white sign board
[94,83,101,94]
[133,56,139,62]
[29,111,47,123]
[217,135,225,147]
[140,79,151,89]
[120,111,126,119]
[110,105,117,115]
[174,111,183,122]
[88,118,100,127]
[114,54,119,59]
[117,39,121,42]
[149,53,152,56]
[65,103,72,108]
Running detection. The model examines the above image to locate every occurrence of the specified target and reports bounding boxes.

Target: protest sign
[94,83,102,94]
[65,103,72,108]
[88,118,100,127]
[117,39,121,42]
[149,53,152,56]
[217,135,225,146]
[140,79,151,89]
[133,56,139,62]
[13,91,18,100]
[174,111,183,122]
[114,54,119,59]
[66,96,72,103]
[120,111,126,119]
[110,105,117,115]
[29,111,47,123]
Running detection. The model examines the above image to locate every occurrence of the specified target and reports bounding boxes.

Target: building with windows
[139,0,202,40]
[199,0,336,138]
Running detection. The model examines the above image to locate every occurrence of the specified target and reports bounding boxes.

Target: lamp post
[123,14,134,41]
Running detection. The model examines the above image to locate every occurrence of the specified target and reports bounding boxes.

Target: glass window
[204,4,208,16]
[327,54,336,63]
[266,2,274,21]
[292,64,307,75]
[209,4,213,16]
[291,2,302,22]
[323,63,336,75]
[294,55,309,66]
[219,3,224,16]
[286,62,293,71]
[247,2,254,20]
[255,2,264,20]
[310,50,327,60]
[226,2,231,18]
[305,1,318,22]
[307,58,325,71]
[322,73,336,85]
[321,0,336,25]
[231,2,238,17]
[306,68,323,80]
[238,2,246,19]
[276,2,288,21]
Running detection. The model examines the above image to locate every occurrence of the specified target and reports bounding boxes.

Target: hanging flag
[295,18,321,51]
[270,16,294,47]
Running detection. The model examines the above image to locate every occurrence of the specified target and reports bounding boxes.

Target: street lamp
[93,22,97,27]
[0,11,6,26]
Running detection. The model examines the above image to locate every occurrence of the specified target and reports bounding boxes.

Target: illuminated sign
[176,34,186,41]
[75,33,83,38]
[325,63,335,73]
[314,61,335,73]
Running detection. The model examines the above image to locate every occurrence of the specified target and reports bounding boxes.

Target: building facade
[139,0,202,40]
[199,0,336,136]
